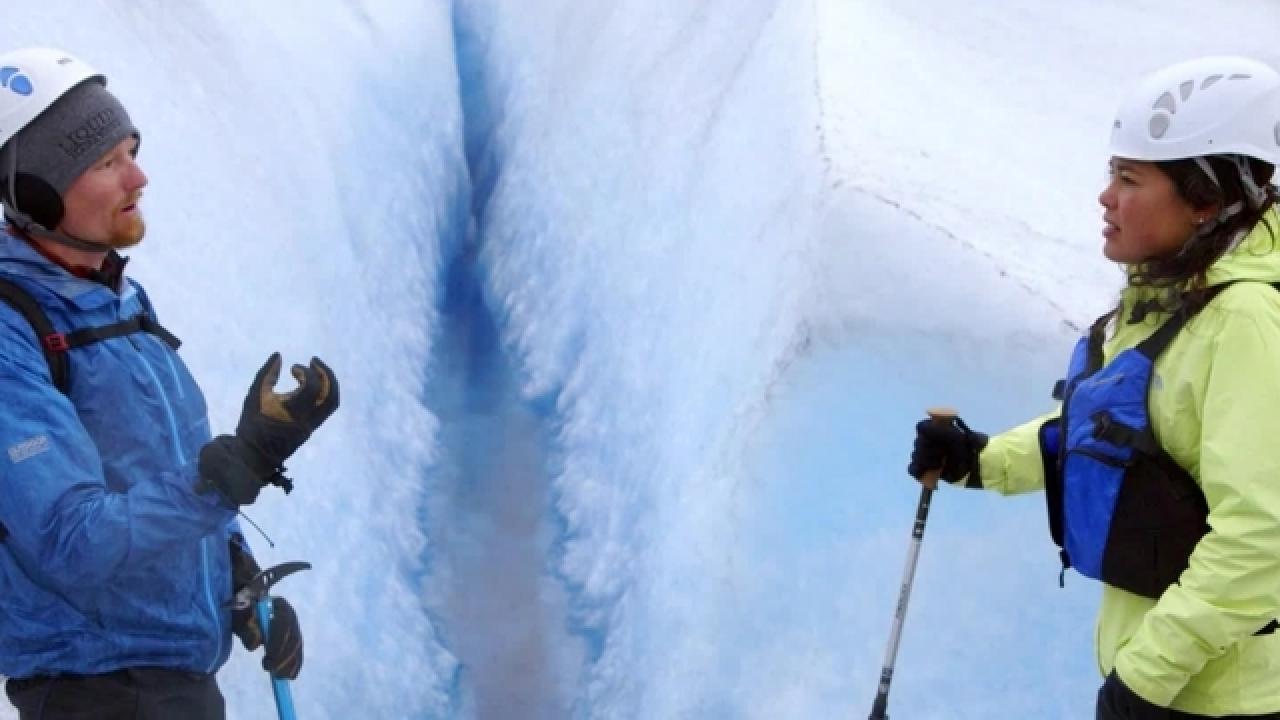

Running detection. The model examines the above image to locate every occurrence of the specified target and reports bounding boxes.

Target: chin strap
[2,206,113,253]
[1,139,111,254]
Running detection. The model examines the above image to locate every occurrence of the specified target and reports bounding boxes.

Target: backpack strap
[125,278,181,350]
[0,277,181,395]
[0,276,70,393]
[62,313,180,353]
[1097,282,1239,462]
[1135,282,1236,362]
[1084,307,1118,376]
[0,277,181,545]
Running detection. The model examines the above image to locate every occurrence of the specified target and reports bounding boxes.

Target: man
[0,47,339,719]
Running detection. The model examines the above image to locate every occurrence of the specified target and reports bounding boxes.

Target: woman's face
[1098,158,1204,264]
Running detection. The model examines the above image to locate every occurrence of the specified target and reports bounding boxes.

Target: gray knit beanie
[10,78,138,196]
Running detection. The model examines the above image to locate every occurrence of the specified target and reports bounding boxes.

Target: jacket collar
[1119,207,1280,323]
[0,231,132,310]
[1204,207,1280,286]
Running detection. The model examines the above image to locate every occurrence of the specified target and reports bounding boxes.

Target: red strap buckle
[43,333,70,352]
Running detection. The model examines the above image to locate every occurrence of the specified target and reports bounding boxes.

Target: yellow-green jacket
[979,209,1280,716]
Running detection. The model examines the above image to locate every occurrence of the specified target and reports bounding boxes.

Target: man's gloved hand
[1096,671,1169,720]
[197,353,340,505]
[235,352,340,475]
[907,415,988,487]
[232,596,304,680]
[230,536,304,680]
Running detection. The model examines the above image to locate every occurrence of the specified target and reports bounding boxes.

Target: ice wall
[5,2,1280,719]
[451,1,830,716]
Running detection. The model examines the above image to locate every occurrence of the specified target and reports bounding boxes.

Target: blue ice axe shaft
[236,561,311,720]
[256,597,299,719]
[868,409,954,720]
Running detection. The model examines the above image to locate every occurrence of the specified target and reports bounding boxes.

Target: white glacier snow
[3,1,1280,718]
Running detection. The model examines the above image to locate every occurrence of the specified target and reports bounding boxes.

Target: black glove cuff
[197,435,271,506]
[962,428,989,489]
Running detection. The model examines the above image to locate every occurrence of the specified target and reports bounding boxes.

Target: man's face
[58,136,148,249]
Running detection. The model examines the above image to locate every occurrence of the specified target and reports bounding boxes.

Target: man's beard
[108,215,146,249]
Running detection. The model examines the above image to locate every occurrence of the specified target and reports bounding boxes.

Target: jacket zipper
[130,334,224,672]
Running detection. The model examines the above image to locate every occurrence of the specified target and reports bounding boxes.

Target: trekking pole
[233,561,312,720]
[868,408,956,720]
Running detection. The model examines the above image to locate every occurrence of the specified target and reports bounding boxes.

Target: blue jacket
[0,233,240,678]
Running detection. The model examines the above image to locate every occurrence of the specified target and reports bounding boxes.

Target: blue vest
[1041,292,1216,599]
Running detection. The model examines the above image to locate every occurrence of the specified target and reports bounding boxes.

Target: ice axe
[233,561,311,720]
[868,408,956,720]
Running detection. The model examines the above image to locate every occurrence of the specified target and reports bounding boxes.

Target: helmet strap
[1194,156,1221,188]
[1183,155,1266,256]
[1231,155,1270,209]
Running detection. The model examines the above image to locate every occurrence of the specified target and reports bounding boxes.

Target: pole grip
[918,407,958,490]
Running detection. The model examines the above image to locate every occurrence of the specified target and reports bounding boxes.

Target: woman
[909,56,1280,719]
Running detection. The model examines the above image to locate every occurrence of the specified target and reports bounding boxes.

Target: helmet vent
[1230,73,1252,81]
[1274,120,1280,148]
[1180,81,1195,101]
[1149,90,1178,140]
[1202,74,1224,90]
[1150,114,1171,139]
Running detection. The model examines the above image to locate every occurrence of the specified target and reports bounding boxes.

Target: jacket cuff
[1113,645,1185,708]
[975,412,1060,495]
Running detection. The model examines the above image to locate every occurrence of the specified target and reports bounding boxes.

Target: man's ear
[9,173,64,229]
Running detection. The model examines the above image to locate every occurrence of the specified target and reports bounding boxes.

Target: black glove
[197,353,340,505]
[235,352,340,474]
[230,537,304,679]
[907,415,988,487]
[198,435,268,505]
[1096,671,1168,720]
[232,596,304,680]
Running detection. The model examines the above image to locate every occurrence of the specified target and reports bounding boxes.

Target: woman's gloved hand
[229,536,304,679]
[907,415,988,488]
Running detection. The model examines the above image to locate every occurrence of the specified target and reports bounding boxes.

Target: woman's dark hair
[1129,155,1278,314]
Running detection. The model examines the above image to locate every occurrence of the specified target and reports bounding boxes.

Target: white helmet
[1109,56,1280,166]
[1,48,117,251]
[0,47,103,150]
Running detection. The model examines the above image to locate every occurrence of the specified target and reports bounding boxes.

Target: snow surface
[3,1,1280,718]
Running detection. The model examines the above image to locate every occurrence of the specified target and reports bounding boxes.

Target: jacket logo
[0,66,33,96]
[7,435,50,464]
